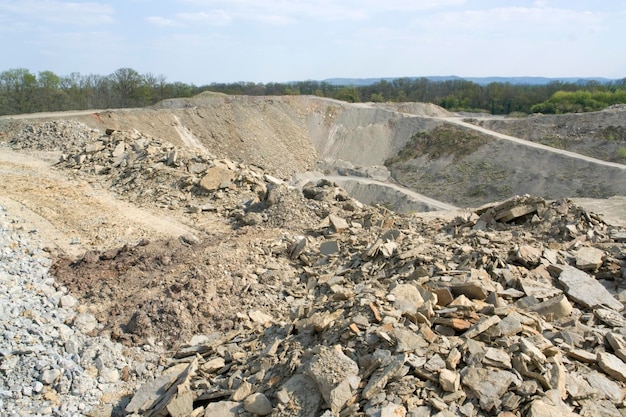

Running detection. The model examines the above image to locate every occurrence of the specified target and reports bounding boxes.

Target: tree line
[1,67,625,116]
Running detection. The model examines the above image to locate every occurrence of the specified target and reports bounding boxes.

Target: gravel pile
[7,120,101,153]
[0,206,162,417]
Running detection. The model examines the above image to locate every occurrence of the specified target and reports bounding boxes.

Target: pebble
[0,206,159,416]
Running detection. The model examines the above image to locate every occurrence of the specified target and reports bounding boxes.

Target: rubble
[6,120,626,416]
[116,192,625,417]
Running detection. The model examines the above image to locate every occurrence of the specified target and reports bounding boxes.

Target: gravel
[0,205,161,417]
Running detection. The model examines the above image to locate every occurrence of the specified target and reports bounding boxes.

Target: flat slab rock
[557,265,623,312]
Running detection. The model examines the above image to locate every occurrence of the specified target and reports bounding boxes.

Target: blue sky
[1,0,624,84]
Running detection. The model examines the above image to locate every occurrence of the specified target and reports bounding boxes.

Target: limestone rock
[574,246,604,271]
[243,393,273,416]
[203,401,242,417]
[276,374,322,417]
[528,294,573,321]
[597,352,626,382]
[304,346,360,414]
[198,166,234,193]
[461,367,519,412]
[557,265,623,311]
[439,369,460,392]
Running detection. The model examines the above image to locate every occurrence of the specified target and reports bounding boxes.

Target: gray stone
[528,397,580,417]
[328,214,349,233]
[112,142,125,157]
[579,399,621,417]
[574,246,604,271]
[393,328,428,353]
[248,310,273,325]
[242,212,264,226]
[305,346,360,414]
[390,283,425,315]
[198,167,234,193]
[73,312,98,333]
[585,371,625,403]
[166,390,194,417]
[276,374,321,417]
[203,401,242,417]
[362,353,407,400]
[566,373,598,400]
[231,381,253,401]
[439,369,460,392]
[528,294,573,320]
[597,352,626,382]
[461,367,519,412]
[490,313,523,337]
[606,332,626,362]
[381,403,407,417]
[557,265,623,311]
[463,315,501,339]
[320,240,340,255]
[521,266,563,299]
[85,141,104,153]
[483,347,512,369]
[243,392,273,416]
[59,294,78,308]
[517,245,543,267]
[41,369,61,385]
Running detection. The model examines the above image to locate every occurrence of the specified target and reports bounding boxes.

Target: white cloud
[146,16,180,27]
[177,10,231,25]
[146,9,232,28]
[0,0,115,26]
[422,6,602,33]
[177,0,466,23]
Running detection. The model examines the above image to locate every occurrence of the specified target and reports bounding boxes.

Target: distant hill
[323,76,618,86]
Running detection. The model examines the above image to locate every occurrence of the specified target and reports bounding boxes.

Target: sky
[1,0,625,85]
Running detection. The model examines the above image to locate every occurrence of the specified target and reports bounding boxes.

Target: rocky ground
[0,97,625,417]
[466,104,626,164]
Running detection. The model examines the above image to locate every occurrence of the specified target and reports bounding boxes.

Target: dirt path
[293,173,458,211]
[0,146,201,258]
[0,109,106,120]
[442,117,626,170]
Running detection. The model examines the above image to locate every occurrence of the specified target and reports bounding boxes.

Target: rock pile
[0,206,163,417]
[122,195,626,417]
[7,120,101,153]
[4,120,626,417]
[55,125,280,222]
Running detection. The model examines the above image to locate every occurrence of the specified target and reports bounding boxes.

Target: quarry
[0,93,625,417]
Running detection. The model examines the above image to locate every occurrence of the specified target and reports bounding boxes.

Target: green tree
[335,86,360,103]
[111,67,145,107]
[0,68,38,114]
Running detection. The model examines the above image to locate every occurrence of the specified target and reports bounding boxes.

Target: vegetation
[531,89,626,114]
[1,67,626,116]
[385,124,494,165]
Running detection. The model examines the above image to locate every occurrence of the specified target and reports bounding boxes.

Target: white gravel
[0,205,161,417]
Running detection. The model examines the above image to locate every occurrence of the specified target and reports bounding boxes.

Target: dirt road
[293,172,458,212]
[0,145,202,258]
[0,109,106,120]
[443,117,626,170]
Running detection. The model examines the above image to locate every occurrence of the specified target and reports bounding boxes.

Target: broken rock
[461,367,519,412]
[557,265,623,311]
[243,393,273,416]
[574,246,604,271]
[304,346,360,414]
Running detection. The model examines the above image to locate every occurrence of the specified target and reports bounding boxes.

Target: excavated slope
[2,94,625,211]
